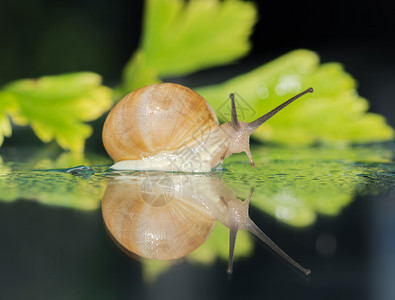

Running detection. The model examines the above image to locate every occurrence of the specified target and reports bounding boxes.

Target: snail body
[103,83,313,172]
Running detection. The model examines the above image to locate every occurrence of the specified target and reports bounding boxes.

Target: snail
[102,172,311,275]
[102,173,216,260]
[102,83,313,172]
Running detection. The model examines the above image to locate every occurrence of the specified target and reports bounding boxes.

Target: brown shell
[102,179,216,260]
[102,83,219,162]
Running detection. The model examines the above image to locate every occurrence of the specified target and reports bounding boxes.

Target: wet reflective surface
[0,143,394,299]
[102,172,311,276]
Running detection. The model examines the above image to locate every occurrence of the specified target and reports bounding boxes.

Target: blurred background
[1,0,394,126]
[0,1,395,300]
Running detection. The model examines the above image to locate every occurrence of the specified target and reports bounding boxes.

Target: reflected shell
[102,179,216,260]
[102,83,219,162]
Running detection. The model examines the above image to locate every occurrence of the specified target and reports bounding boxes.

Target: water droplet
[66,165,95,176]
[275,75,302,96]
[256,86,270,99]
[275,206,296,220]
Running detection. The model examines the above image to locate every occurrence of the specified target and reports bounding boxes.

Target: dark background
[1,0,394,128]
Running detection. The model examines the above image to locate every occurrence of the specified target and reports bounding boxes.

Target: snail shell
[102,173,215,260]
[103,83,224,172]
[102,173,311,275]
[103,83,313,172]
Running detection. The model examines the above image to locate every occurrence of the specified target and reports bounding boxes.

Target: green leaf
[0,111,12,146]
[143,0,257,76]
[188,221,253,264]
[0,92,14,146]
[121,50,161,94]
[0,72,113,153]
[122,0,257,91]
[141,260,173,284]
[197,49,394,145]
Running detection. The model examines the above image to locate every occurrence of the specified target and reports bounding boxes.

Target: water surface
[0,142,394,300]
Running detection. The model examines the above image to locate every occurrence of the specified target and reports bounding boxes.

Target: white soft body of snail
[102,83,313,172]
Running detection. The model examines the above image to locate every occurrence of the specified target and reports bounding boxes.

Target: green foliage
[188,221,252,264]
[0,0,393,152]
[197,50,394,146]
[121,0,393,145]
[0,73,112,153]
[0,99,12,145]
[122,0,257,92]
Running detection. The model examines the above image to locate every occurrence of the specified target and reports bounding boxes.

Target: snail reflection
[102,172,310,275]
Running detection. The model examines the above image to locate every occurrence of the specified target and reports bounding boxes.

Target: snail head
[219,88,314,166]
[221,187,311,276]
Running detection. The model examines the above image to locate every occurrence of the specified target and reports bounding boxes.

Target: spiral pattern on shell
[102,178,216,260]
[102,83,219,162]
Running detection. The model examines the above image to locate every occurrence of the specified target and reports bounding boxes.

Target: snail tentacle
[220,146,229,161]
[230,93,240,130]
[247,87,314,132]
[245,187,254,204]
[245,220,311,276]
[219,87,313,168]
[227,226,238,275]
[245,148,255,167]
[219,187,310,276]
